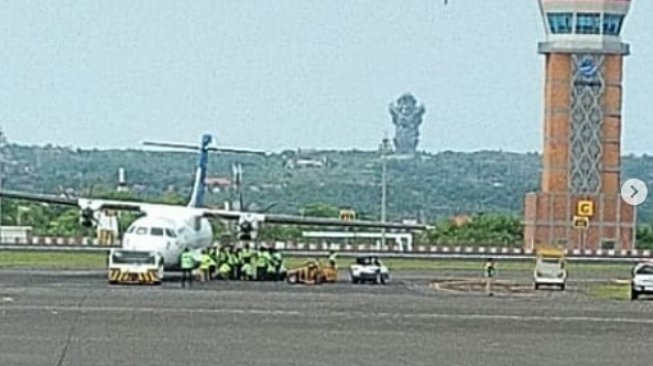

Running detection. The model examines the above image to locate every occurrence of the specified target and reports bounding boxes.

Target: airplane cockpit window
[165,228,177,238]
[150,227,164,236]
[135,227,148,235]
[127,226,136,233]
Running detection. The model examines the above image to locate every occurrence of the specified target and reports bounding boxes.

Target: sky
[0,0,651,153]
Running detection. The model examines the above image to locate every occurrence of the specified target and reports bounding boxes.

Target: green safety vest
[242,263,256,277]
[180,252,195,269]
[217,250,228,264]
[241,249,252,260]
[257,252,270,267]
[218,262,231,275]
[200,254,214,270]
[272,252,282,263]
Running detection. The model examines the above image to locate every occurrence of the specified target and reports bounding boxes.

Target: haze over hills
[3,143,653,223]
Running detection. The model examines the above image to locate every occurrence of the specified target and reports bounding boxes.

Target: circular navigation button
[621,178,648,206]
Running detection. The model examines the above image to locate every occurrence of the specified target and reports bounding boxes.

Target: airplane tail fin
[188,134,212,208]
[142,134,269,208]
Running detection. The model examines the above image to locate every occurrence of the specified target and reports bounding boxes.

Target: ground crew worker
[256,247,270,281]
[328,250,337,268]
[180,248,195,288]
[231,248,242,280]
[217,245,228,267]
[485,258,496,296]
[217,260,231,280]
[208,247,218,277]
[249,253,259,280]
[241,243,253,263]
[241,257,256,281]
[269,249,283,281]
[199,249,215,282]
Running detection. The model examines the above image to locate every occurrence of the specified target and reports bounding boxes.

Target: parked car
[349,256,389,284]
[533,245,567,291]
[631,261,653,300]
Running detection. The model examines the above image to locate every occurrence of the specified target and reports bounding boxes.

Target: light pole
[379,136,392,249]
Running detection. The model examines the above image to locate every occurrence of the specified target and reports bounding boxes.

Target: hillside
[3,143,653,222]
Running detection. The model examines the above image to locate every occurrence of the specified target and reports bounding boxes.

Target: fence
[1,236,651,258]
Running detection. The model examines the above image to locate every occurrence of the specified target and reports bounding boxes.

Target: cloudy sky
[1,0,651,153]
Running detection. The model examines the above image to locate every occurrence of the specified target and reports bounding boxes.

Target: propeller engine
[237,213,264,241]
[79,207,95,228]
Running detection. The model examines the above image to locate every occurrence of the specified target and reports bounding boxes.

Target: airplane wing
[201,209,429,231]
[0,189,145,212]
[0,189,430,231]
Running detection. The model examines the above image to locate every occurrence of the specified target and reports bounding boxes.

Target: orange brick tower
[524,0,634,250]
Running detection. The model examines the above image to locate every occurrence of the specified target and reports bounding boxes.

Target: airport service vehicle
[533,245,567,290]
[107,249,164,285]
[0,134,427,274]
[631,262,653,300]
[349,256,389,284]
[286,261,337,285]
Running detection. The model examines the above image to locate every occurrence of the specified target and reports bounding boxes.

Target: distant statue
[389,93,425,154]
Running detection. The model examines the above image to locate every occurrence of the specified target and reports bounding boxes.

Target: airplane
[0,134,429,269]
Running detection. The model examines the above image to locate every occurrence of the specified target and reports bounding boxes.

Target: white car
[349,256,390,284]
[631,262,653,300]
[533,256,567,290]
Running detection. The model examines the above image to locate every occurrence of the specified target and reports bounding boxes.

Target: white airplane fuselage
[121,207,213,270]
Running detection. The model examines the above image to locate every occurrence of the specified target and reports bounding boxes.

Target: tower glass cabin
[524,0,634,250]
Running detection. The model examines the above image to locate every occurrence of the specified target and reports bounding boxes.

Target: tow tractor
[286,260,337,285]
[533,244,567,290]
[107,249,164,285]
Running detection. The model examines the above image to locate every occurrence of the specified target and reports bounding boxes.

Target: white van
[533,245,567,291]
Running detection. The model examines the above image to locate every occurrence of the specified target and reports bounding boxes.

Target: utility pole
[379,136,392,249]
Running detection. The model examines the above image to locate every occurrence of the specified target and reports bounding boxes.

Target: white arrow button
[621,179,648,206]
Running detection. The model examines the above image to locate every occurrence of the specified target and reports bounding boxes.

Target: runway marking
[1,304,652,325]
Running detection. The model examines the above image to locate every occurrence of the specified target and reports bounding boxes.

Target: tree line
[2,143,653,248]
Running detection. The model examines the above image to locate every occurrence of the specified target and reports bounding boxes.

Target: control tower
[524,0,634,250]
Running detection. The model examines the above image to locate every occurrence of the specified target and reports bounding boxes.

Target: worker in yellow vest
[199,249,215,282]
[179,248,195,288]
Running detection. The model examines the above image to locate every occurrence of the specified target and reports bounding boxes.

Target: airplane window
[165,229,177,238]
[135,227,148,235]
[151,227,164,236]
[127,226,136,233]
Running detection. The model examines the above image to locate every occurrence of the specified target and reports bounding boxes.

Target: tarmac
[0,268,651,366]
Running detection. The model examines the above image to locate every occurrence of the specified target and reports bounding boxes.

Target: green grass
[0,251,635,275]
[585,282,631,301]
[0,251,107,269]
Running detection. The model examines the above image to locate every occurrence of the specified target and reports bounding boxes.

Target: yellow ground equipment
[107,249,164,285]
[535,244,565,258]
[286,261,337,285]
[108,268,160,285]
